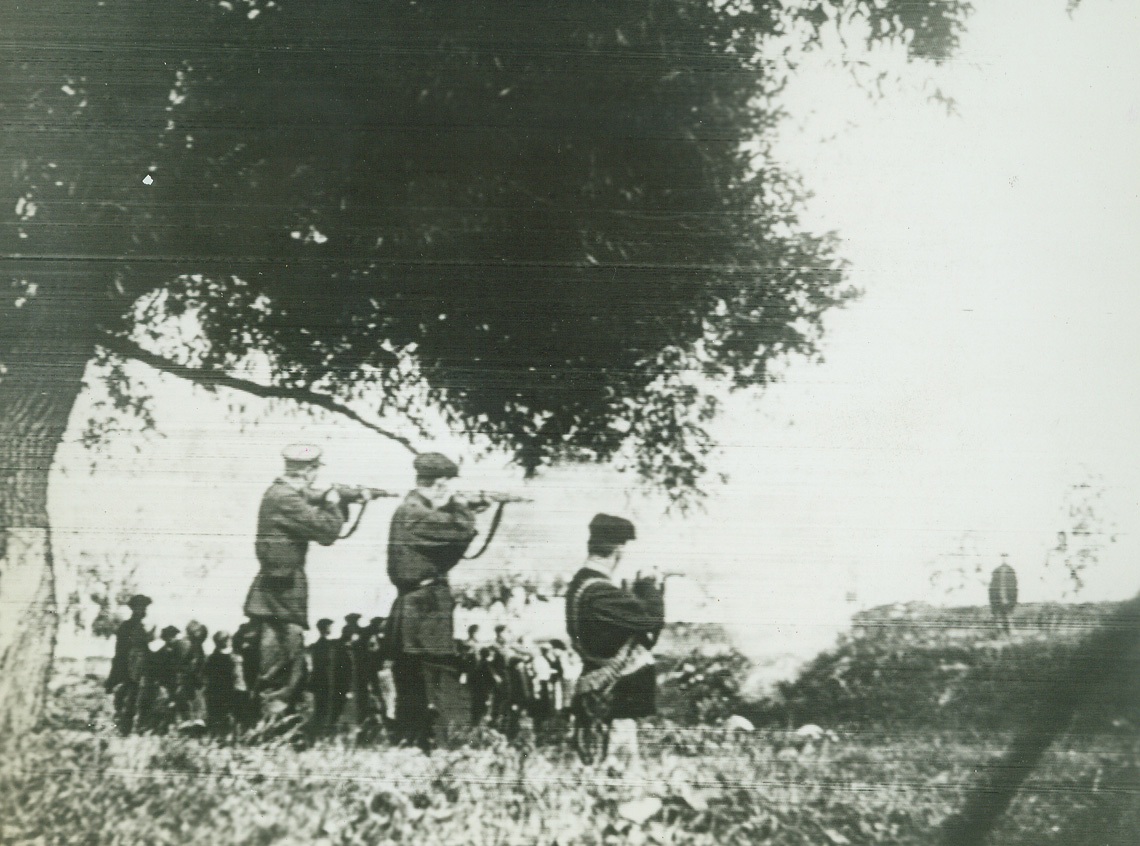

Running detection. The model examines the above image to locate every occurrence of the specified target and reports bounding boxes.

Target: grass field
[1,602,1136,845]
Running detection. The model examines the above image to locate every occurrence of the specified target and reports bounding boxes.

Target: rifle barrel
[478,491,532,504]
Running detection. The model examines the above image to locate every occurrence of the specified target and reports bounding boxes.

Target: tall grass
[3,601,1135,845]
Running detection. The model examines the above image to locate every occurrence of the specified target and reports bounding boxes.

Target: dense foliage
[3,0,972,498]
[759,601,1140,731]
[8,599,1137,844]
[658,647,753,724]
[6,663,1134,846]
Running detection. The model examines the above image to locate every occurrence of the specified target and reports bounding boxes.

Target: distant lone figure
[989,554,1018,635]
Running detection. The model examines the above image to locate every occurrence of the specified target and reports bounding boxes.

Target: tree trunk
[0,294,95,740]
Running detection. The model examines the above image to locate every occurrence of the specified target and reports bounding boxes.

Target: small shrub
[656,648,752,725]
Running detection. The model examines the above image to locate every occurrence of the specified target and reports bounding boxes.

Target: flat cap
[316,618,334,630]
[160,625,180,638]
[413,451,459,481]
[282,443,323,467]
[344,613,362,623]
[126,594,152,610]
[589,513,636,547]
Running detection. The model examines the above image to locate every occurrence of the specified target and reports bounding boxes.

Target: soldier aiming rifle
[385,452,530,750]
[242,444,395,724]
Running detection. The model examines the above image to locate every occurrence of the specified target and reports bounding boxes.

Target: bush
[756,601,1139,731]
[656,648,752,725]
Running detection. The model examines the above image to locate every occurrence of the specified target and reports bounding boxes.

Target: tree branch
[98,333,420,454]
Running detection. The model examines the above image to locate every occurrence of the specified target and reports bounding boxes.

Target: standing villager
[462,625,492,726]
[386,452,487,750]
[205,630,246,738]
[180,620,209,726]
[487,624,516,734]
[139,625,183,733]
[243,444,351,718]
[341,612,372,728]
[307,618,336,738]
[529,642,556,738]
[358,616,391,740]
[232,620,260,728]
[546,639,572,715]
[105,594,154,735]
[565,514,665,772]
[989,554,1018,635]
[368,617,398,729]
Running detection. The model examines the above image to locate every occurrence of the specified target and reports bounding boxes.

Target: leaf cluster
[3,0,970,498]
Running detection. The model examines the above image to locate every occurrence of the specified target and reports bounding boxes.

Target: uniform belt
[398,576,446,595]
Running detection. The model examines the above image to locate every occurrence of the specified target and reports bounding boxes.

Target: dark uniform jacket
[565,567,665,668]
[106,618,151,691]
[386,492,478,655]
[243,478,347,628]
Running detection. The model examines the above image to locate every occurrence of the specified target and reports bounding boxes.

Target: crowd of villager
[105,444,665,768]
[107,601,586,744]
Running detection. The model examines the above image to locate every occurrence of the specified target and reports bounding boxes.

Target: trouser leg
[470,674,489,724]
[311,688,330,736]
[256,619,306,712]
[422,658,453,743]
[113,681,139,735]
[376,666,397,722]
[393,653,428,747]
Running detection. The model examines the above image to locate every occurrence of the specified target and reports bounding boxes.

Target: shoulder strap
[567,577,613,665]
[463,501,507,559]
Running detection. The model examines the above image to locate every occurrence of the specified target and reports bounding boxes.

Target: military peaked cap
[413,451,460,481]
[126,594,152,610]
[589,513,637,546]
[282,443,323,468]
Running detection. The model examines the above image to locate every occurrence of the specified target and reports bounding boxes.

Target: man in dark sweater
[385,451,488,750]
[565,514,665,771]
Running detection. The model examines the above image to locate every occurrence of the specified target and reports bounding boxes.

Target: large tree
[0,0,970,734]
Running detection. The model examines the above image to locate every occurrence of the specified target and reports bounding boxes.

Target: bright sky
[51,0,1140,668]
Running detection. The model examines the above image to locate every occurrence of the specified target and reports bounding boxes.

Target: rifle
[329,483,400,504]
[457,492,531,559]
[307,484,399,538]
[465,491,533,505]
